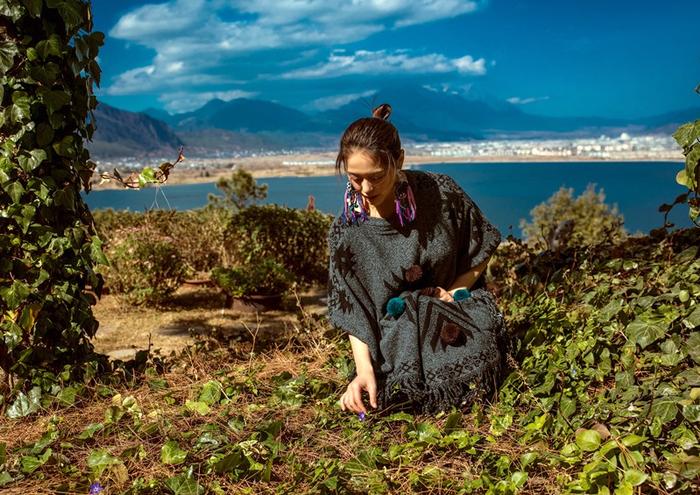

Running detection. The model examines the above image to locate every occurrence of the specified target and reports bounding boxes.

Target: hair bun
[372,103,392,121]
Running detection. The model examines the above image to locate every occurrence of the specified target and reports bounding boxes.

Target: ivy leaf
[42,90,71,115]
[164,473,205,495]
[86,448,121,478]
[650,399,678,424]
[575,429,601,452]
[20,448,51,474]
[52,135,75,157]
[682,405,700,422]
[10,91,31,123]
[185,400,210,416]
[625,314,668,349]
[35,35,61,60]
[161,440,188,465]
[22,0,43,17]
[674,120,700,148]
[90,236,109,265]
[198,380,222,406]
[621,434,647,447]
[4,180,24,204]
[685,332,700,364]
[0,42,18,73]
[36,123,54,146]
[0,280,32,310]
[77,423,104,440]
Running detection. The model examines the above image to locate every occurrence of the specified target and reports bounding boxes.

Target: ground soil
[91,283,328,361]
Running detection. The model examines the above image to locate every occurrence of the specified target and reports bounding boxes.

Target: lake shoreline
[90,152,684,190]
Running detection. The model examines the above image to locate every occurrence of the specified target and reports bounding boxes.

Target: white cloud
[159,89,259,114]
[106,0,484,95]
[280,49,487,79]
[507,96,550,105]
[305,90,378,111]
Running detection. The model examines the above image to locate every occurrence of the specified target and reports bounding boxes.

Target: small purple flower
[358,412,366,421]
[89,482,104,494]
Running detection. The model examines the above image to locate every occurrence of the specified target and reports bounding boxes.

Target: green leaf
[10,91,31,123]
[674,120,700,148]
[161,440,188,465]
[36,123,54,146]
[682,404,700,422]
[77,423,104,440]
[5,181,25,204]
[52,135,75,157]
[575,429,602,452]
[22,0,43,17]
[0,443,5,467]
[7,387,41,419]
[165,473,205,495]
[42,90,71,115]
[625,314,668,349]
[198,380,222,405]
[91,237,109,265]
[0,42,18,73]
[87,448,121,477]
[35,35,61,60]
[0,471,12,486]
[623,469,648,486]
[511,471,528,488]
[614,481,633,495]
[1,280,31,310]
[20,448,51,474]
[650,399,678,424]
[56,386,77,406]
[621,434,646,447]
[686,331,700,364]
[185,400,210,416]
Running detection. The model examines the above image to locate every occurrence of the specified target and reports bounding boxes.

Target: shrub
[520,183,626,250]
[102,228,189,305]
[211,258,294,298]
[93,208,231,274]
[225,205,333,284]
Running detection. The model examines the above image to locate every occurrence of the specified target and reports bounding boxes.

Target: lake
[83,161,692,236]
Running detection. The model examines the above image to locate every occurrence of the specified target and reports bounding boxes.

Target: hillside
[1,226,698,494]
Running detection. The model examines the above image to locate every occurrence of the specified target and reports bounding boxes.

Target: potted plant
[211,257,294,311]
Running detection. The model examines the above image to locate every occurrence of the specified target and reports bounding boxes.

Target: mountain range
[88,84,699,158]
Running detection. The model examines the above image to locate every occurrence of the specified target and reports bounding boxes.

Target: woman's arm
[340,335,378,414]
[447,258,490,295]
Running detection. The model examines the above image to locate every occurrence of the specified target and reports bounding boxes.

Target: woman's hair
[335,103,402,174]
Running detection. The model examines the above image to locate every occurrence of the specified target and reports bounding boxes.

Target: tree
[0,1,107,394]
[207,169,268,211]
[520,184,626,250]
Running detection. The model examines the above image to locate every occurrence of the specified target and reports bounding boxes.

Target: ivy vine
[0,0,108,398]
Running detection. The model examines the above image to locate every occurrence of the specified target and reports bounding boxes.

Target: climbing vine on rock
[0,0,108,398]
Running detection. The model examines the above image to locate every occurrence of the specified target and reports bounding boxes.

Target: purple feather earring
[343,180,369,225]
[394,170,416,227]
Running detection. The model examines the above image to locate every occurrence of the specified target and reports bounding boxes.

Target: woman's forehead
[346,150,385,174]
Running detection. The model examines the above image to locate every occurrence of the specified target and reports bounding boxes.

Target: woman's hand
[340,371,377,414]
[434,286,455,302]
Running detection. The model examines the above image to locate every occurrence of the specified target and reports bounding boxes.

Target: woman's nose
[361,180,374,194]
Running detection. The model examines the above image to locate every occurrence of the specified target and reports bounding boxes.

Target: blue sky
[92,0,700,118]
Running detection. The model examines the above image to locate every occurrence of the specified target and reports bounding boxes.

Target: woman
[328,103,510,415]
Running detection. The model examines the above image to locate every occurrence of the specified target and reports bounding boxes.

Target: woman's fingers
[350,382,367,414]
[367,381,378,409]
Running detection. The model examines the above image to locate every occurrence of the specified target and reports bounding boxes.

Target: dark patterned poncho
[327,170,510,413]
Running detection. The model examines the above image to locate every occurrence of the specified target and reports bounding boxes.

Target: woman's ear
[397,149,405,170]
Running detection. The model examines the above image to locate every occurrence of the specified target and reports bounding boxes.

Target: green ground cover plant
[0,227,697,494]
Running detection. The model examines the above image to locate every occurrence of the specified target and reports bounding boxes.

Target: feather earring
[343,180,369,225]
[394,170,416,226]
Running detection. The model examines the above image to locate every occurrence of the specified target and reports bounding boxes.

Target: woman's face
[346,150,397,208]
